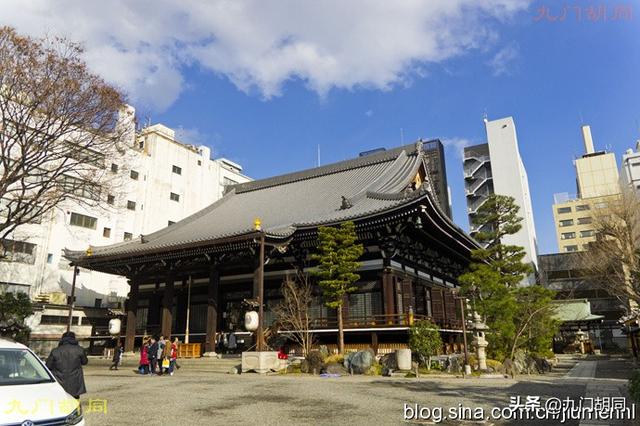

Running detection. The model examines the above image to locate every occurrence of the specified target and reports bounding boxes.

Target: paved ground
[80,355,637,425]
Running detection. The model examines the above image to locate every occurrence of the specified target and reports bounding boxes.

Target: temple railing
[309,314,462,330]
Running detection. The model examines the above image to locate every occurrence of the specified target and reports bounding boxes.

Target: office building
[463,117,539,283]
[552,125,620,252]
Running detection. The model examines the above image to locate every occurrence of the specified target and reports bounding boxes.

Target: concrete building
[552,125,620,252]
[539,253,627,351]
[0,118,250,308]
[463,117,538,282]
[621,139,640,192]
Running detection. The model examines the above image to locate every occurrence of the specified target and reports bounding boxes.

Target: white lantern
[244,311,259,331]
[108,318,121,335]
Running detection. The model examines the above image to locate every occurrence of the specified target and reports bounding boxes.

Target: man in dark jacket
[46,331,88,398]
[148,336,159,375]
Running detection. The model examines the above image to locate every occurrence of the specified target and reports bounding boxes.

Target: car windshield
[0,348,54,386]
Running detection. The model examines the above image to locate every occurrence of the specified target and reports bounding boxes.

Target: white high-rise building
[621,139,640,193]
[0,117,250,309]
[463,116,539,284]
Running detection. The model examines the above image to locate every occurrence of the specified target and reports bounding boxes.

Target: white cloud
[365,110,374,117]
[487,42,520,76]
[441,137,473,159]
[0,0,530,111]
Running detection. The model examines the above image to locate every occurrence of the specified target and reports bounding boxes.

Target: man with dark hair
[46,331,88,398]
[148,336,159,375]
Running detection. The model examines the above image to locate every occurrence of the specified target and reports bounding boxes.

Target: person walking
[109,340,123,370]
[148,336,159,375]
[45,331,88,399]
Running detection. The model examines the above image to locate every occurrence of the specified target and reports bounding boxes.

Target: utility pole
[66,266,79,332]
[457,296,471,376]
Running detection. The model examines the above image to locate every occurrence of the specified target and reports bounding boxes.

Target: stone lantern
[471,312,489,371]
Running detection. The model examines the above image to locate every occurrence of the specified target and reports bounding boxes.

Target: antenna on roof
[317,144,321,167]
[400,128,404,145]
[482,109,488,124]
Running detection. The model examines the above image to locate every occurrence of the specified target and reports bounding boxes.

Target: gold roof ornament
[86,246,93,257]
[254,218,262,231]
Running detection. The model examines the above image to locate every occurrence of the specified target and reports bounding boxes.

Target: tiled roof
[68,142,471,261]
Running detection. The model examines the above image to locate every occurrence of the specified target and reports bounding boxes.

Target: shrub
[365,362,383,376]
[629,370,640,402]
[324,354,344,364]
[409,320,443,369]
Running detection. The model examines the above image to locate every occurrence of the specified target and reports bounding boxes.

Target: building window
[170,192,180,202]
[172,165,182,175]
[197,160,202,166]
[576,204,590,211]
[59,175,100,201]
[130,170,139,180]
[561,232,576,240]
[94,298,102,308]
[564,245,579,252]
[1,239,37,264]
[577,217,592,225]
[557,207,572,214]
[110,163,119,173]
[103,227,111,238]
[47,253,53,264]
[580,230,595,238]
[107,194,115,205]
[632,162,640,167]
[123,232,133,241]
[138,140,145,149]
[168,221,176,226]
[559,219,574,227]
[223,177,238,186]
[595,202,608,209]
[70,212,97,229]
[127,200,136,211]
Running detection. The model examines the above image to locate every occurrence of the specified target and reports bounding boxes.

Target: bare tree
[0,27,129,251]
[579,188,640,309]
[273,270,315,356]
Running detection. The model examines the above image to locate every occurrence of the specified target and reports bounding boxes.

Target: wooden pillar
[382,269,395,323]
[205,267,220,353]
[124,278,139,352]
[371,332,378,355]
[161,270,175,338]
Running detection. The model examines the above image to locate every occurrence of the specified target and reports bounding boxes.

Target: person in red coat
[139,337,150,374]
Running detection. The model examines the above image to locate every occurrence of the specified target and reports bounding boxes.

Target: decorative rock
[318,345,329,359]
[345,349,375,374]
[446,355,464,373]
[228,365,240,374]
[304,350,324,375]
[380,353,397,376]
[502,359,516,378]
[322,362,347,375]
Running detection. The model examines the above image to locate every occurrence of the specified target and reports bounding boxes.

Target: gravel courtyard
[80,356,635,425]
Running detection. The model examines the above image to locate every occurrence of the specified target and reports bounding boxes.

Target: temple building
[67,142,479,354]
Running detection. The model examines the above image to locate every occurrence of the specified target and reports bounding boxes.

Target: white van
[0,338,84,425]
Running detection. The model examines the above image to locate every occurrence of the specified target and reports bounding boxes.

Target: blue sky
[3,1,639,253]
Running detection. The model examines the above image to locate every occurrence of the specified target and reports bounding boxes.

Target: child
[109,340,124,370]
[139,337,150,374]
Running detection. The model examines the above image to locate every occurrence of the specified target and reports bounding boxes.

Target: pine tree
[459,194,556,360]
[312,221,364,354]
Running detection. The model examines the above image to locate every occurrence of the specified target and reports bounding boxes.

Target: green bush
[629,370,640,402]
[409,319,443,367]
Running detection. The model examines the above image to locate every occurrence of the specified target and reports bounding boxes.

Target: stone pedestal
[473,335,488,371]
[241,351,280,374]
[202,351,218,357]
[396,349,412,371]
